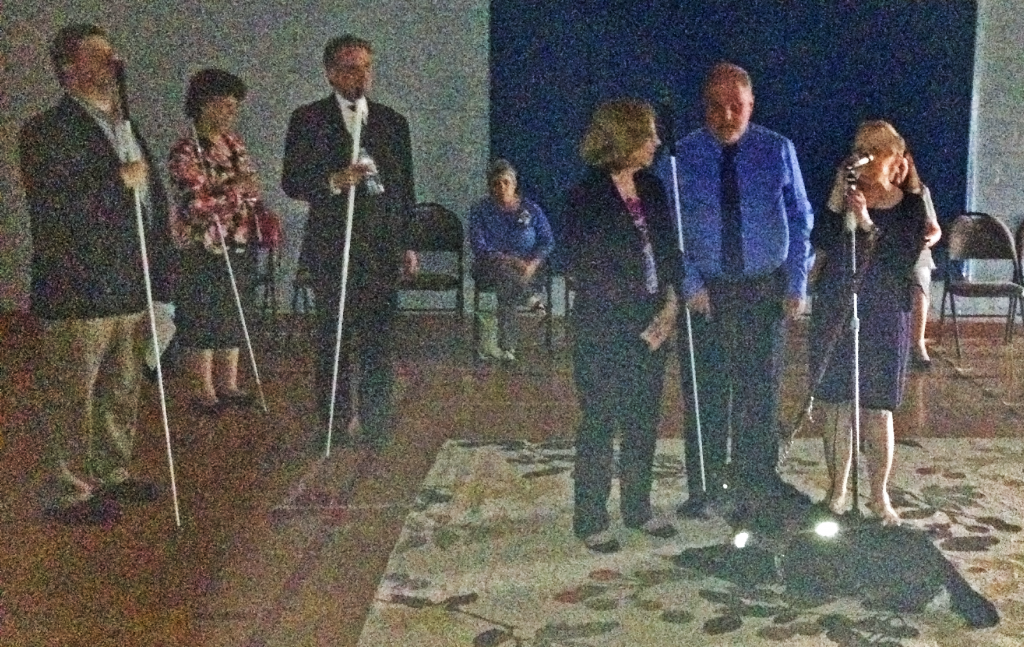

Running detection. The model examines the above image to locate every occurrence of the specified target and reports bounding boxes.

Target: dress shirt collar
[705,125,749,152]
[334,93,368,134]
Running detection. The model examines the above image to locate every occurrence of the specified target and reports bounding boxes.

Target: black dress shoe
[627,518,679,538]
[100,479,160,505]
[191,397,226,416]
[358,433,391,452]
[581,530,620,553]
[676,496,714,519]
[911,354,932,371]
[45,497,122,525]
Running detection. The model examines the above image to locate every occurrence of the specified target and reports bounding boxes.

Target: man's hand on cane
[120,160,149,191]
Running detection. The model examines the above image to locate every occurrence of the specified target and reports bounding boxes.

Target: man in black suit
[282,34,417,451]
[19,24,173,523]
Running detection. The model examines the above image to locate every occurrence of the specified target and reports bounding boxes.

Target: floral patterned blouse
[168,131,261,252]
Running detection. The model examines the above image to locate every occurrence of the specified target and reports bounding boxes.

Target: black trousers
[571,299,667,538]
[312,277,397,439]
[677,271,787,497]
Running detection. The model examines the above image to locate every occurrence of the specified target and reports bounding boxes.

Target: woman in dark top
[809,120,928,526]
[562,99,680,552]
[169,69,271,412]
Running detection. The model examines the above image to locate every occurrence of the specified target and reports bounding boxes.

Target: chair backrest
[947,212,1021,285]
[947,212,1016,262]
[410,203,463,252]
[1014,218,1024,269]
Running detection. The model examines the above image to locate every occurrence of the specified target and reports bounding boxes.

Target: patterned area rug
[357,438,1024,646]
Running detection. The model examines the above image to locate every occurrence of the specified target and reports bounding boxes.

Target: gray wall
[0,1,489,312]
[955,0,1024,314]
[4,1,1024,315]
[970,0,1024,221]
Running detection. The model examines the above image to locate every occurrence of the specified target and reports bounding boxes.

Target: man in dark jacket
[19,24,173,523]
[282,34,417,451]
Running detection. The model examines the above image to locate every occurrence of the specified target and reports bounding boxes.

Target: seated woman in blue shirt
[468,159,554,361]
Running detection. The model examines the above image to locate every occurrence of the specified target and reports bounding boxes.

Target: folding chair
[938,212,1024,359]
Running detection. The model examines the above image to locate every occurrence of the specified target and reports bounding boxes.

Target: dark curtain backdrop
[490,0,976,270]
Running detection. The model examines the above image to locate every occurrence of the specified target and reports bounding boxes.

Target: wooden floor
[0,311,1019,646]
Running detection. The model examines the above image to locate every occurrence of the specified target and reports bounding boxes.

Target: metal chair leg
[937,284,949,344]
[950,295,963,360]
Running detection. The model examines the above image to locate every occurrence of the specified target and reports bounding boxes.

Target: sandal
[218,389,259,408]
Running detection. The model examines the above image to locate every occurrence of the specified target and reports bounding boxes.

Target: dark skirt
[174,247,255,349]
[809,279,910,411]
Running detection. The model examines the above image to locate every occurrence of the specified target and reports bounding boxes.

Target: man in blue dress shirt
[666,63,813,519]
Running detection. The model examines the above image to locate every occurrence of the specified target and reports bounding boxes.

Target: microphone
[842,154,872,232]
[844,154,873,171]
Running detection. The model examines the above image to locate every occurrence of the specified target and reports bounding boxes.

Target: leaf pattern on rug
[360,439,1024,646]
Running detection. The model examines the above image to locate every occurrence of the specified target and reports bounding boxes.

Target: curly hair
[184,68,247,120]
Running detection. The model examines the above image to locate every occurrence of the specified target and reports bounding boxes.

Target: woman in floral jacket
[169,68,276,413]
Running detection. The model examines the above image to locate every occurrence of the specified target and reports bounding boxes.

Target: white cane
[668,154,707,494]
[132,186,182,527]
[324,104,364,458]
[117,64,182,527]
[190,127,269,414]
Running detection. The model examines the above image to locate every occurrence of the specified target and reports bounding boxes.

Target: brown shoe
[218,389,260,408]
[100,478,160,505]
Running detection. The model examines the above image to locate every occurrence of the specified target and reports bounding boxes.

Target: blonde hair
[901,150,923,194]
[853,120,906,160]
[853,120,925,192]
[579,99,656,171]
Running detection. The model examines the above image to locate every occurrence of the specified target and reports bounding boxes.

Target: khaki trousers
[40,312,144,501]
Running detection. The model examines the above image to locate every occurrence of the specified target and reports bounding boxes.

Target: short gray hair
[487,158,517,184]
[703,62,753,99]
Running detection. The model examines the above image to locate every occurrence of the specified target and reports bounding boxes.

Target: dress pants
[40,312,145,503]
[678,271,787,495]
[312,277,397,440]
[572,300,666,538]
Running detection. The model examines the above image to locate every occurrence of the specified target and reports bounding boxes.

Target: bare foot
[867,499,901,526]
[828,492,848,515]
[825,484,848,515]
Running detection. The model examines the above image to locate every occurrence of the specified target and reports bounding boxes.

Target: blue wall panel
[491,0,976,267]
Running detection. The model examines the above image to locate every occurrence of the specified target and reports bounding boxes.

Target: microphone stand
[324,103,365,457]
[188,125,269,414]
[116,63,182,527]
[780,163,882,470]
[843,166,865,520]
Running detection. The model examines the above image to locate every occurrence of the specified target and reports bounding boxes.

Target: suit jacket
[281,95,415,293]
[19,95,173,320]
[562,168,680,327]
